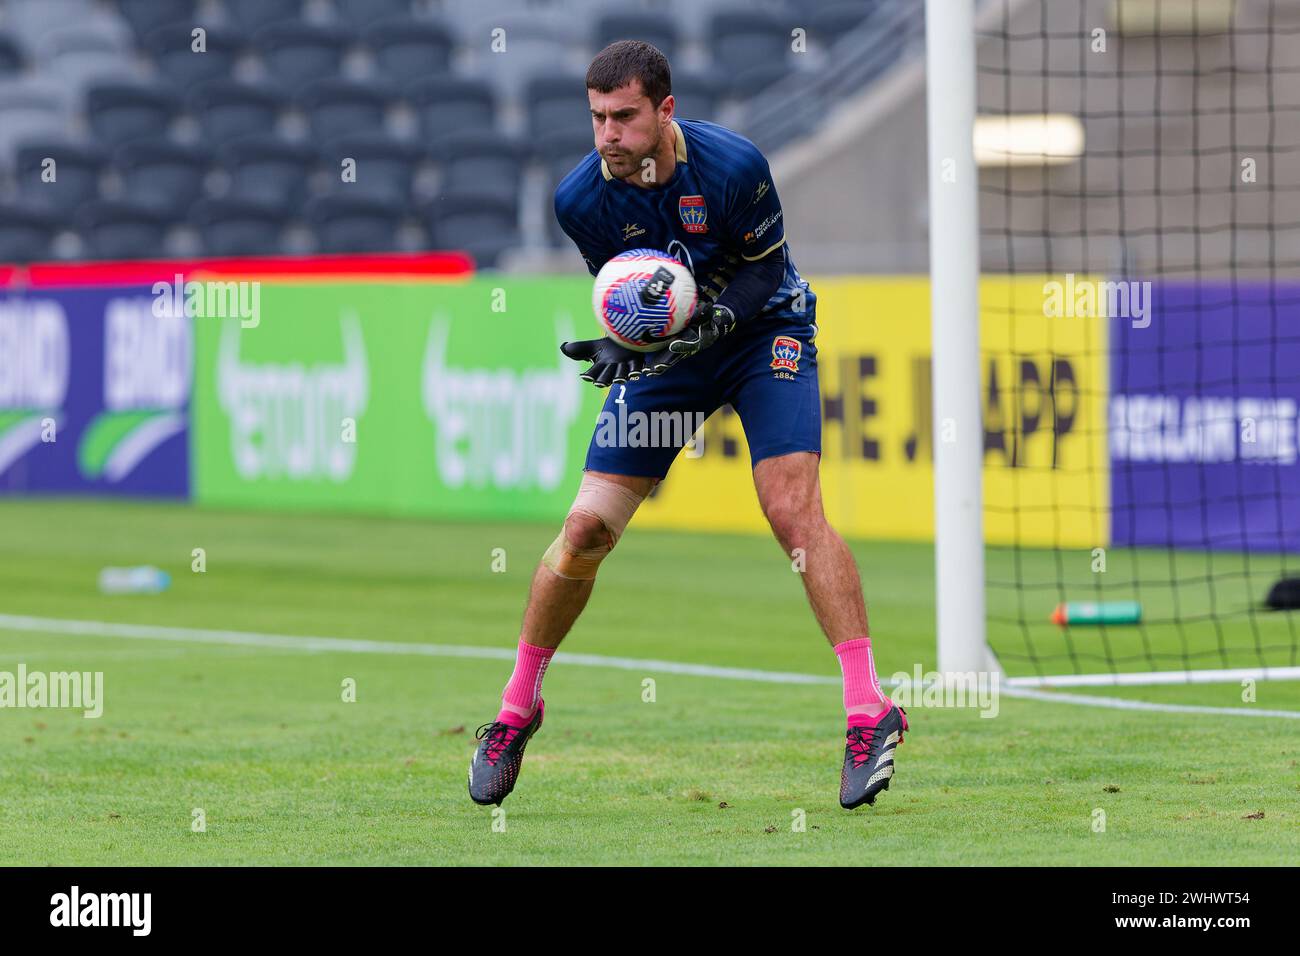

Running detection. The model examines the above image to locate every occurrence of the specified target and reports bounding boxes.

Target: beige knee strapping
[542,473,648,579]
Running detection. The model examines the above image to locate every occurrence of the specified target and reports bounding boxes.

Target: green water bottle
[1051,601,1142,626]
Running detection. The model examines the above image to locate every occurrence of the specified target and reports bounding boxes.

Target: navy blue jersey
[553,118,815,324]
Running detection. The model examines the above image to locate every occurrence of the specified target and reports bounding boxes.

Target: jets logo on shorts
[678,195,708,234]
[770,335,801,378]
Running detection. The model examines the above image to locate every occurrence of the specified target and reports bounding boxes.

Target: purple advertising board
[0,285,190,497]
[1110,281,1300,552]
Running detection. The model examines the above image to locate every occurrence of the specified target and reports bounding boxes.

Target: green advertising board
[191,279,607,519]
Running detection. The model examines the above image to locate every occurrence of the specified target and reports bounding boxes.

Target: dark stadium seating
[536,128,595,245]
[424,192,519,269]
[14,140,106,212]
[115,138,211,217]
[337,0,422,31]
[0,33,23,76]
[670,71,723,123]
[526,74,593,141]
[144,22,243,90]
[707,10,792,97]
[320,133,424,205]
[364,17,455,84]
[409,75,499,148]
[190,79,287,144]
[189,196,287,256]
[0,0,865,264]
[219,136,318,213]
[594,13,679,61]
[85,81,181,147]
[303,194,407,253]
[0,202,62,262]
[730,62,791,101]
[0,81,73,160]
[438,130,525,211]
[77,198,170,259]
[253,20,350,90]
[116,0,200,40]
[225,0,303,34]
[299,77,392,142]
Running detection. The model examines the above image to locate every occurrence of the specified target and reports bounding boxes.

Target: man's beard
[608,128,662,178]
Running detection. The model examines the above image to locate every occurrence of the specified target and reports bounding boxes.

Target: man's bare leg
[518,471,658,650]
[752,451,905,810]
[468,469,658,805]
[752,452,869,647]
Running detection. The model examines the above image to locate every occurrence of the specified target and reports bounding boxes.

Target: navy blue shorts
[584,312,821,479]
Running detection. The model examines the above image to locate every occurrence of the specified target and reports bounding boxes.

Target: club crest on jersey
[678,195,708,234]
[770,335,801,376]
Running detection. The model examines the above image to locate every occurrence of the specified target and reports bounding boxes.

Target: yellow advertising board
[634,276,1109,547]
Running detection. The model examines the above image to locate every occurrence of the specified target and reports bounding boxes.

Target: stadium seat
[437,130,524,210]
[298,77,392,142]
[144,22,243,90]
[225,0,303,34]
[729,62,791,101]
[0,202,62,262]
[115,139,211,217]
[219,135,317,213]
[707,10,792,97]
[253,20,351,90]
[409,75,498,149]
[35,25,138,93]
[424,192,518,269]
[77,199,170,259]
[85,81,181,147]
[13,140,106,212]
[334,0,415,30]
[5,0,116,47]
[525,74,593,141]
[115,0,200,40]
[0,33,27,77]
[364,17,455,84]
[190,79,287,144]
[320,133,424,204]
[594,13,679,61]
[303,194,407,253]
[189,196,286,256]
[461,14,579,102]
[535,128,595,245]
[670,71,723,123]
[0,81,73,161]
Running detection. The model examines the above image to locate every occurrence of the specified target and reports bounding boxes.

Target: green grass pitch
[0,498,1296,865]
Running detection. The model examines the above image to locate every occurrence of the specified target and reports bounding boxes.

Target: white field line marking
[998,685,1300,719]
[1004,666,1300,687]
[1,613,1297,719]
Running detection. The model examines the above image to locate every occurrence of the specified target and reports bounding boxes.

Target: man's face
[589,81,672,180]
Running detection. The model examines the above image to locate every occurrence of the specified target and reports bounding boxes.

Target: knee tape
[541,473,647,579]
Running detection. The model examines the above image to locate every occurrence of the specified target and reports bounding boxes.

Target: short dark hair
[585,40,671,108]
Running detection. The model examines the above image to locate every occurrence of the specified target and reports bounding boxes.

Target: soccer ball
[592,248,698,352]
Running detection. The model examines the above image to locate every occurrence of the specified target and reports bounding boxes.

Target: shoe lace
[846,724,880,768]
[475,721,519,766]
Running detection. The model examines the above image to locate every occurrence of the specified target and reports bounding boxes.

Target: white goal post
[925,0,995,678]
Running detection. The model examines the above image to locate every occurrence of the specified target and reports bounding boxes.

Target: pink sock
[500,638,554,722]
[835,636,889,719]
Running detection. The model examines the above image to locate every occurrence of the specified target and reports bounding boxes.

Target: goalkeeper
[467,40,906,813]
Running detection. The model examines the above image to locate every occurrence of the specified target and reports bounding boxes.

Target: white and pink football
[592,248,698,352]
